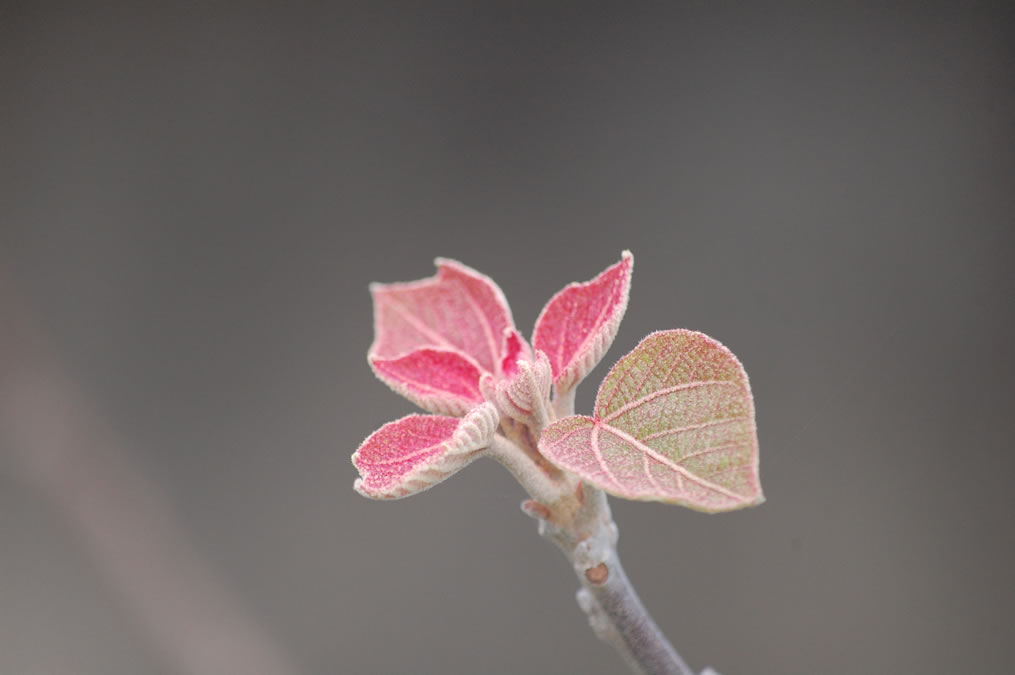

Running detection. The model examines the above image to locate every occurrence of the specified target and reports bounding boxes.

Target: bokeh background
[2,3,1012,674]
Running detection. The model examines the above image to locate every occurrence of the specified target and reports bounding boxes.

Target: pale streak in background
[0,275,301,675]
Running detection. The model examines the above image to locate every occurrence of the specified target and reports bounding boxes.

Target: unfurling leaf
[480,350,553,428]
[369,258,527,414]
[352,403,499,499]
[539,330,762,512]
[533,251,633,395]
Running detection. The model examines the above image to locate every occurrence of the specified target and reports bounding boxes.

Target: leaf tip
[352,477,374,499]
[533,251,635,394]
[433,256,485,282]
[352,470,393,500]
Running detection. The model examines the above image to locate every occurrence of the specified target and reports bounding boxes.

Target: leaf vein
[600,423,748,502]
[674,441,748,467]
[641,450,666,494]
[458,280,501,375]
[590,423,625,492]
[385,297,459,353]
[363,443,444,466]
[639,416,747,442]
[602,380,739,423]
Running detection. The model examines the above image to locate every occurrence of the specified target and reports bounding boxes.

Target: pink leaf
[500,328,527,377]
[532,251,633,394]
[352,403,499,500]
[369,258,520,379]
[539,330,763,513]
[370,349,484,416]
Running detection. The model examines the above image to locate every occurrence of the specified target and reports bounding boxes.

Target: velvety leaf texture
[533,251,632,394]
[369,259,525,414]
[539,330,762,512]
[480,350,553,428]
[370,349,484,416]
[352,403,499,499]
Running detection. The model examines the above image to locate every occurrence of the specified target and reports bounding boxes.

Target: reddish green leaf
[539,330,763,512]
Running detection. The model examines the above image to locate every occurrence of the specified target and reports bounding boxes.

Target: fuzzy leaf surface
[369,259,524,413]
[533,251,632,394]
[352,403,499,499]
[370,349,484,416]
[480,350,553,428]
[539,330,762,512]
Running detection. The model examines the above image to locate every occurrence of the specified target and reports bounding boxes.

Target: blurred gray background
[2,3,1012,674]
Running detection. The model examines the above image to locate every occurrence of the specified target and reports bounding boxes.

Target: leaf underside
[539,330,763,512]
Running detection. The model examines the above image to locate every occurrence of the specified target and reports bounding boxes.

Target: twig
[505,389,696,675]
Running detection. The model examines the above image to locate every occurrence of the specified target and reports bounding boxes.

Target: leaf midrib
[596,422,750,503]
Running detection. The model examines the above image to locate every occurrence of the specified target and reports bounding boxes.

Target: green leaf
[539,330,763,512]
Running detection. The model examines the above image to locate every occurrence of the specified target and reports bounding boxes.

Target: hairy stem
[487,434,565,507]
[551,385,577,421]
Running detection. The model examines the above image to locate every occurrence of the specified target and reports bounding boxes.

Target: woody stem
[493,394,697,674]
[530,483,695,675]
